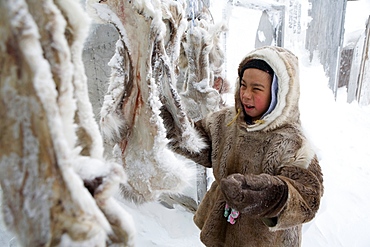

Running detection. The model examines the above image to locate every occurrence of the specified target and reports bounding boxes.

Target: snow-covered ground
[115,53,370,247]
[116,1,370,246]
[1,0,370,246]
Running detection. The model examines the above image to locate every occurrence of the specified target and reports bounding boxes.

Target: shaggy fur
[166,46,324,247]
[89,0,204,205]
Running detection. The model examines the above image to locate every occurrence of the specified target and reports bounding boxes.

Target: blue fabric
[262,74,278,118]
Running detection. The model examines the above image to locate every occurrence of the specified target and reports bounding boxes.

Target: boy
[165,46,323,246]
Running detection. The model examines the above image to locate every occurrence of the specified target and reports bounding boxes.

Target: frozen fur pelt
[86,0,203,203]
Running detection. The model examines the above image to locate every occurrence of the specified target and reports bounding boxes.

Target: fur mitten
[220,173,288,218]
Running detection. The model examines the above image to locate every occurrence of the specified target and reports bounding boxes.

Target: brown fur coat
[168,46,323,247]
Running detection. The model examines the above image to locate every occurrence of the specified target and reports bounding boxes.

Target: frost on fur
[86,0,200,204]
[86,0,227,206]
[180,124,208,153]
[0,1,135,246]
[178,17,229,111]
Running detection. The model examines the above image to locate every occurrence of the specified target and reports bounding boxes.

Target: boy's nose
[242,89,252,99]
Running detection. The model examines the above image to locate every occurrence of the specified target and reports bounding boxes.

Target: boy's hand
[220,173,288,217]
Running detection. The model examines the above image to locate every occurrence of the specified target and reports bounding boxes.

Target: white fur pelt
[179,16,228,121]
[0,0,135,246]
[87,0,204,203]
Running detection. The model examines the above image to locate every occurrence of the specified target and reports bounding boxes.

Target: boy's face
[240,68,272,122]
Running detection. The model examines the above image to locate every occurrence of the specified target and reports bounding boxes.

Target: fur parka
[167,46,323,247]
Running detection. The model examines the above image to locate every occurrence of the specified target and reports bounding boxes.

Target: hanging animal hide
[86,0,228,205]
[87,0,210,203]
[0,0,135,246]
[176,13,228,205]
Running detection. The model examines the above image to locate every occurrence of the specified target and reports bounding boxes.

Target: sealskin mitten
[220,173,288,218]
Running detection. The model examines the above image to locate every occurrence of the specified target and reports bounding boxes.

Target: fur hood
[234,46,300,132]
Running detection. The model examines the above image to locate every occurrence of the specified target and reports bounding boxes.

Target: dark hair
[239,59,274,80]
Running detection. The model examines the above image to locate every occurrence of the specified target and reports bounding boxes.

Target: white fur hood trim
[235,46,300,132]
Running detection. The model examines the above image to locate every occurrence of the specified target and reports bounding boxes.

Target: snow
[343,0,370,47]
[300,57,370,247]
[118,200,203,247]
[2,0,370,246]
[114,50,370,247]
[114,1,370,246]
[258,30,267,43]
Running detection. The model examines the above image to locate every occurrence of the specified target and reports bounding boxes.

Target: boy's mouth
[245,104,255,109]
